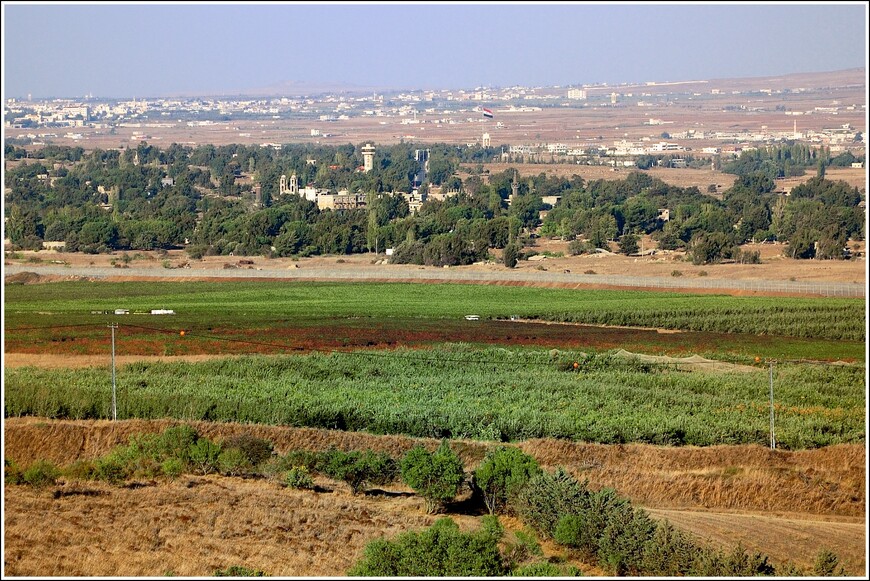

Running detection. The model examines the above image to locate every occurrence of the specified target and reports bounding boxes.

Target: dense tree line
[4,142,864,262]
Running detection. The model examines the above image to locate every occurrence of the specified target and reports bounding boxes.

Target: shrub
[502,528,544,570]
[553,487,630,560]
[618,233,639,255]
[284,466,315,490]
[217,447,250,477]
[5,458,24,485]
[347,517,506,577]
[161,458,185,479]
[400,440,465,513]
[596,507,657,575]
[812,549,846,577]
[220,434,275,468]
[321,449,397,495]
[503,243,520,268]
[188,439,222,475]
[718,543,775,576]
[513,468,591,536]
[474,446,541,515]
[155,425,199,463]
[671,269,683,277]
[93,454,131,485]
[64,459,98,481]
[568,239,593,256]
[213,565,265,577]
[639,521,699,576]
[22,460,61,488]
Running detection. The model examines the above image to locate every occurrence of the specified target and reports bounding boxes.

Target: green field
[4,280,865,341]
[4,347,864,449]
[5,280,865,449]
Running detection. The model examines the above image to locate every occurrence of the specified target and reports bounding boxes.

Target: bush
[639,521,699,576]
[94,454,131,484]
[64,459,98,481]
[502,528,544,570]
[596,506,656,575]
[5,458,24,485]
[474,446,541,515]
[155,425,200,463]
[347,516,506,577]
[513,468,591,537]
[22,459,61,488]
[503,243,520,268]
[812,549,845,576]
[618,233,639,255]
[284,466,315,490]
[733,248,762,264]
[217,447,250,477]
[220,434,274,468]
[321,449,397,495]
[161,458,185,479]
[188,439,222,475]
[400,440,465,514]
[568,239,593,256]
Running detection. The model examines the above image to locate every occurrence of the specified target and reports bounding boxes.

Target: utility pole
[109,323,118,421]
[768,360,775,450]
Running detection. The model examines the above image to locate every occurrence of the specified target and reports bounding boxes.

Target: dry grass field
[3,418,865,576]
[7,235,865,288]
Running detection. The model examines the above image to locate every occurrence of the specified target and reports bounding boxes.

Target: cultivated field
[4,135,867,576]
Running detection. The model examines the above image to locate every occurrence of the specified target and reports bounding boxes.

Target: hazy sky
[2,2,867,99]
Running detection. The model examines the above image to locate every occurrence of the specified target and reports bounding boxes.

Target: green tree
[347,517,506,577]
[400,440,465,514]
[503,243,519,268]
[618,233,639,255]
[473,446,541,515]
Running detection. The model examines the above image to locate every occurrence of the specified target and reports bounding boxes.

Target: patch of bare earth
[3,418,865,576]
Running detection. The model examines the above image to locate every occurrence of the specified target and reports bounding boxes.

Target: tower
[279,174,287,195]
[482,132,491,147]
[362,143,376,173]
[290,173,298,195]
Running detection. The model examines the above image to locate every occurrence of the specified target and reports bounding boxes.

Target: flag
[482,108,494,119]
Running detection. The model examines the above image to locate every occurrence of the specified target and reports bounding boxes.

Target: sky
[2,2,867,99]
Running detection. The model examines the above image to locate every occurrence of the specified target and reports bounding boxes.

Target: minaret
[362,143,376,173]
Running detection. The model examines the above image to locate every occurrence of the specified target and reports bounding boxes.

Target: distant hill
[220,79,400,98]
[589,68,866,95]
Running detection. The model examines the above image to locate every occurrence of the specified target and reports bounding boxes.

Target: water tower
[361,143,376,173]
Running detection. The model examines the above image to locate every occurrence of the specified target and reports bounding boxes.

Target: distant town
[4,69,865,166]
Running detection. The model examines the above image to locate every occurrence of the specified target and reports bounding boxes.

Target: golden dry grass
[3,418,866,576]
[5,418,863,517]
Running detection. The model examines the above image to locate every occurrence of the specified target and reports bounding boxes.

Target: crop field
[4,281,865,359]
[4,276,866,577]
[5,346,865,449]
[4,279,865,450]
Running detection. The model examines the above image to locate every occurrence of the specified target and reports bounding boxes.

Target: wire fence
[5,264,866,297]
